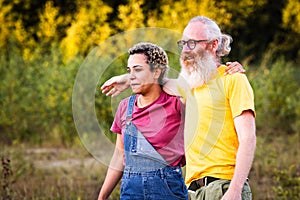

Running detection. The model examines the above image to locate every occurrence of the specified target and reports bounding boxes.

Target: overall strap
[126,95,136,119]
[124,94,168,168]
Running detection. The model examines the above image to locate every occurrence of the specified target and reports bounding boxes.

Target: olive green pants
[188,179,252,200]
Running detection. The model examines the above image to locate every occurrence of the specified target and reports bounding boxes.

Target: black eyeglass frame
[177,39,209,50]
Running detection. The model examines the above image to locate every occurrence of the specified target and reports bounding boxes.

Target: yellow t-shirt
[183,65,255,186]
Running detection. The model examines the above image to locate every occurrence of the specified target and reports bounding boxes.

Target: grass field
[1,133,299,200]
[1,144,120,200]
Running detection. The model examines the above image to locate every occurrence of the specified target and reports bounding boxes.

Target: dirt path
[24,147,103,170]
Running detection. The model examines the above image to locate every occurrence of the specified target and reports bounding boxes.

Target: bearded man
[173,16,256,200]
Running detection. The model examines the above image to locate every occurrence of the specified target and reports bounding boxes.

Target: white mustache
[181,53,196,61]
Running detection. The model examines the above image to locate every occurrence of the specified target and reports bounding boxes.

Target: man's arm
[100,62,246,97]
[163,75,190,103]
[221,110,256,200]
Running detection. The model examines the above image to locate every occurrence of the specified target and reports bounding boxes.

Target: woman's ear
[153,68,162,80]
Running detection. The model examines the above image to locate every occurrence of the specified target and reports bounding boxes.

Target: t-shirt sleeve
[226,73,256,118]
[110,99,127,134]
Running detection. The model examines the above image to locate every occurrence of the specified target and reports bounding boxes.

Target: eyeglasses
[177,39,209,50]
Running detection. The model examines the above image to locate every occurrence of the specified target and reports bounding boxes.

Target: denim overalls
[120,95,188,200]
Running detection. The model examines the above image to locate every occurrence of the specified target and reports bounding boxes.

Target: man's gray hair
[189,16,232,57]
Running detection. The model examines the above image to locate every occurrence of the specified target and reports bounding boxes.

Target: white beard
[179,49,217,89]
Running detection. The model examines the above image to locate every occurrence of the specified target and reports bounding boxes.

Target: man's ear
[207,39,219,52]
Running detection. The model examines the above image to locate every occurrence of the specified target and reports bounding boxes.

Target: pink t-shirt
[111,91,186,167]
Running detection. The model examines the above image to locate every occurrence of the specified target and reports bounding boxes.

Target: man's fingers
[224,61,246,75]
[240,68,246,73]
[111,91,121,98]
[100,80,110,90]
[226,61,232,66]
[106,87,116,96]
[101,85,113,94]
[101,79,117,93]
[101,78,117,89]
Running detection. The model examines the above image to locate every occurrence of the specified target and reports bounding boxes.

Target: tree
[147,0,230,33]
[114,0,145,31]
[281,0,300,62]
[282,0,300,34]
[0,0,13,48]
[60,0,112,62]
[37,1,65,44]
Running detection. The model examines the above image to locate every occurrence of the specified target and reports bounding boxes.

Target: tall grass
[0,132,298,200]
[1,144,121,200]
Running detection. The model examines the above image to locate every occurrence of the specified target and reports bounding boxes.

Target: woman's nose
[129,71,136,79]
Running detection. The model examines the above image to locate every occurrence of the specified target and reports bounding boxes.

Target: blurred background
[0,0,299,199]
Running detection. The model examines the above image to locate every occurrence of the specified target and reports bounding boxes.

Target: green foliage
[95,51,130,141]
[272,164,300,200]
[0,37,80,145]
[249,58,300,134]
[251,133,299,199]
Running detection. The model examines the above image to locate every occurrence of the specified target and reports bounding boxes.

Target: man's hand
[225,61,246,75]
[101,74,130,97]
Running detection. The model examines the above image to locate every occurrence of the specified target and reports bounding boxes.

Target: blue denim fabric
[121,166,187,200]
[120,95,188,200]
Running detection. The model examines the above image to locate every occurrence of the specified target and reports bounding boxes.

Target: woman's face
[127,53,159,95]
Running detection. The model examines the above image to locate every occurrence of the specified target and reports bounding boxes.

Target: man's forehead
[183,22,206,39]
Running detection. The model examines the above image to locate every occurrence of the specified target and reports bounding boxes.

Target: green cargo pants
[188,179,252,200]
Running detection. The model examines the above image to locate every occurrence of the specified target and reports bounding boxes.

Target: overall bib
[120,95,188,200]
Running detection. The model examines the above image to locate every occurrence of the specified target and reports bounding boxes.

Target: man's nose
[182,44,191,53]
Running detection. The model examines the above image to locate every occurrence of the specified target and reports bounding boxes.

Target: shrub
[272,164,300,200]
[249,58,300,135]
